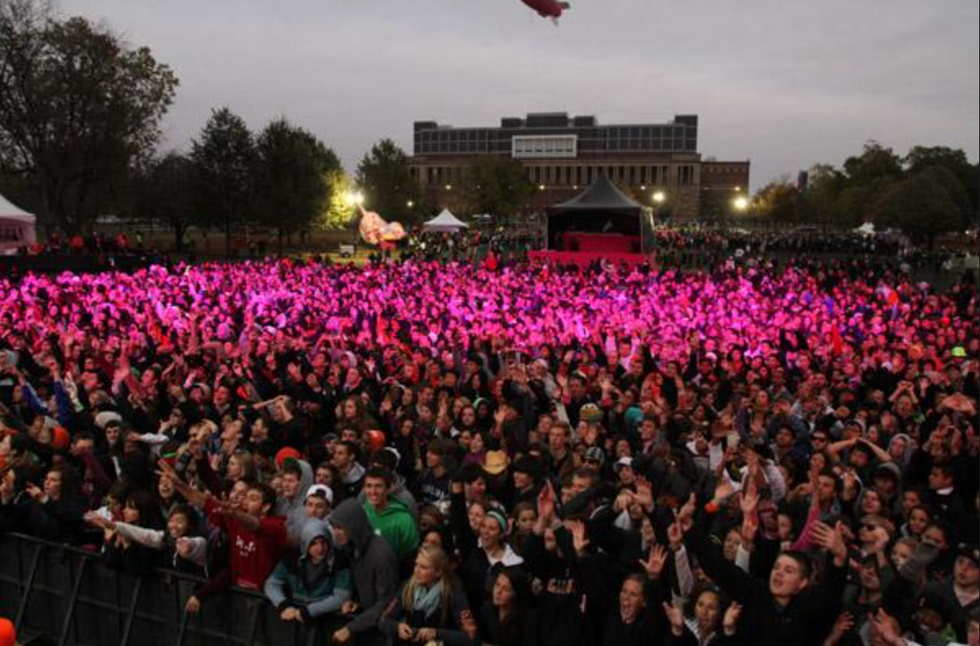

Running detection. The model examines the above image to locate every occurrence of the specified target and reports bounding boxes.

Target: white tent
[422,209,469,233]
[0,194,36,254]
[854,222,876,236]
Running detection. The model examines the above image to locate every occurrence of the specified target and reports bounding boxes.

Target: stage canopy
[0,194,36,254]
[546,176,643,250]
[854,222,876,236]
[423,209,469,233]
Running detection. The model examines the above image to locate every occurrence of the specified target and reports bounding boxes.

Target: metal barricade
[0,533,339,646]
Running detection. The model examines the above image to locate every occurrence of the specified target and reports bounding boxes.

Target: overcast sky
[61,0,978,190]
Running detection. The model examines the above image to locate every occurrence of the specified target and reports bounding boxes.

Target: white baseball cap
[305,484,333,504]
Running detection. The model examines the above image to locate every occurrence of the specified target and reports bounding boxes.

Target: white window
[512,135,577,159]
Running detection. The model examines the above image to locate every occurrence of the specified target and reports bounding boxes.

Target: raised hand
[713,478,734,503]
[811,520,848,565]
[568,519,590,554]
[738,479,759,517]
[537,480,556,524]
[662,601,685,635]
[24,482,46,503]
[723,601,743,635]
[676,493,697,533]
[84,511,114,530]
[868,608,903,646]
[633,475,654,512]
[867,527,891,555]
[639,544,669,579]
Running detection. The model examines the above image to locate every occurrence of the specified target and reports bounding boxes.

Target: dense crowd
[401,229,543,264]
[0,252,977,646]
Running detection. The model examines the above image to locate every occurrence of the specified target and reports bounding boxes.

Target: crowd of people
[400,229,543,264]
[0,251,977,646]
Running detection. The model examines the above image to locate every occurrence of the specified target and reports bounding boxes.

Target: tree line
[751,142,978,247]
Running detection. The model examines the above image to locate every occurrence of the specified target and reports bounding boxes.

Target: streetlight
[732,196,749,212]
[406,200,414,209]
[344,191,365,208]
[652,191,666,205]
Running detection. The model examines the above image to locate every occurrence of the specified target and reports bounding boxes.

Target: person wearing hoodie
[358,448,419,523]
[362,466,419,565]
[332,440,366,500]
[274,457,314,544]
[329,498,399,646]
[264,519,353,624]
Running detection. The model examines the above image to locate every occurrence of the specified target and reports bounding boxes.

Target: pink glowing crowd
[0,254,977,646]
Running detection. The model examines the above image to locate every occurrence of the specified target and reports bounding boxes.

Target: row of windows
[415,138,696,155]
[413,164,699,188]
[513,136,577,158]
[415,126,696,155]
[416,125,690,142]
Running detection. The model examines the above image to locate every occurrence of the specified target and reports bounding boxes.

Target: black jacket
[684,525,845,646]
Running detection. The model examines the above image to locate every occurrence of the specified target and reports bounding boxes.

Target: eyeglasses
[812,436,828,443]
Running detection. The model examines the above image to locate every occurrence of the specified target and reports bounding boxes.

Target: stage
[559,232,640,253]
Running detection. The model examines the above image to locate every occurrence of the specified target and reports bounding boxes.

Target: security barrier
[0,533,340,646]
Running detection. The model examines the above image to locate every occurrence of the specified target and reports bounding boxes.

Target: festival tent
[545,176,643,251]
[0,193,36,254]
[423,209,469,233]
[854,222,876,236]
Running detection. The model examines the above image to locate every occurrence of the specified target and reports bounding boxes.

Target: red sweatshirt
[204,498,287,590]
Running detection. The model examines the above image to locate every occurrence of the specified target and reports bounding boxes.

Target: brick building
[408,112,749,219]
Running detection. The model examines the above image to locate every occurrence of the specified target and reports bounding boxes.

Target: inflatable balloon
[358,206,406,246]
[364,429,387,454]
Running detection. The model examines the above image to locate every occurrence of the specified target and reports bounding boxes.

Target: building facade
[408,112,749,219]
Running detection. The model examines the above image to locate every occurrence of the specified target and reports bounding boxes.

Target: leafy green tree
[806,163,849,224]
[253,118,340,251]
[355,139,419,223]
[905,145,979,215]
[842,141,903,185]
[0,0,178,233]
[870,166,969,248]
[134,152,196,252]
[752,177,797,222]
[460,156,533,224]
[190,107,255,256]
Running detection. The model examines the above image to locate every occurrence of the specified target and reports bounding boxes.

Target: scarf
[412,581,444,619]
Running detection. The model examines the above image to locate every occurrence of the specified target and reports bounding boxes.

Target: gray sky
[62,0,978,190]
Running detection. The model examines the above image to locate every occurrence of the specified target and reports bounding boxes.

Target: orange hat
[275,447,302,469]
[51,426,71,450]
[0,617,16,646]
[364,430,386,454]
[482,451,510,476]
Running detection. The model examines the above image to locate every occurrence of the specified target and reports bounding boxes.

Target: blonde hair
[401,545,453,625]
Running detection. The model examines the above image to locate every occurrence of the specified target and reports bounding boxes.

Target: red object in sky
[520,0,571,22]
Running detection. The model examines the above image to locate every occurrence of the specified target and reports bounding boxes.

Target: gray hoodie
[274,458,314,545]
[263,519,352,619]
[328,499,399,646]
